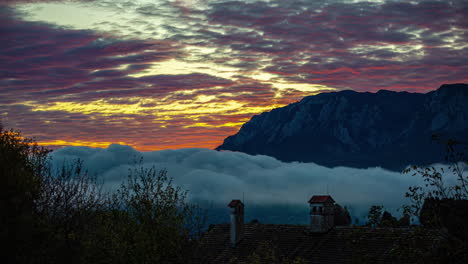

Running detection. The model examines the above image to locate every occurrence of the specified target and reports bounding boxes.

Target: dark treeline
[2,124,468,264]
[1,126,205,264]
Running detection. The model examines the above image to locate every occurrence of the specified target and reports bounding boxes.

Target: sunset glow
[1,0,467,150]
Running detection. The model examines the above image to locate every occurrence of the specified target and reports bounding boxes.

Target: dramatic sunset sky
[1,0,467,151]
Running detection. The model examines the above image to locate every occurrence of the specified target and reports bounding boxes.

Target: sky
[1,0,467,150]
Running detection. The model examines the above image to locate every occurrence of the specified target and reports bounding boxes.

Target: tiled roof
[194,223,440,264]
[228,200,243,207]
[308,195,335,204]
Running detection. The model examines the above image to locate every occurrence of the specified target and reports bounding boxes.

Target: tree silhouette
[402,135,468,262]
[1,127,205,263]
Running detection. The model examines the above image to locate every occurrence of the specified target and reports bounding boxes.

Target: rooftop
[228,200,244,208]
[308,195,335,204]
[195,223,440,264]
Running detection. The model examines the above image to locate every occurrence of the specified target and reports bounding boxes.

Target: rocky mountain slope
[217,84,468,171]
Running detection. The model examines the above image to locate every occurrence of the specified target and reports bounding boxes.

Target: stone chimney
[228,199,244,246]
[309,195,335,233]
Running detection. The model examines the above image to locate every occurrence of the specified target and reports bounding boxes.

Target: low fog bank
[50,144,434,224]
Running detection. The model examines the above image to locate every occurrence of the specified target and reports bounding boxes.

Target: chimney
[308,195,335,233]
[228,199,244,246]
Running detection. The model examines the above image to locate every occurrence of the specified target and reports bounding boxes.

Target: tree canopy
[0,127,204,264]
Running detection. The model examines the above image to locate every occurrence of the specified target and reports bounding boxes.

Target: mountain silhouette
[217,84,468,171]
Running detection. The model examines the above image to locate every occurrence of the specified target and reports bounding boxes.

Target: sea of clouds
[50,144,436,224]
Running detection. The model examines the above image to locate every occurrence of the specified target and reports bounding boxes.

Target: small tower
[309,195,335,233]
[228,199,244,246]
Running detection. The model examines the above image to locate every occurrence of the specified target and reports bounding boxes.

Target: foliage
[401,135,468,262]
[366,205,408,228]
[397,210,411,227]
[1,127,204,264]
[380,211,398,227]
[35,160,105,264]
[85,164,205,264]
[0,127,50,263]
[0,127,109,263]
[366,205,383,227]
[334,204,351,226]
[404,136,467,218]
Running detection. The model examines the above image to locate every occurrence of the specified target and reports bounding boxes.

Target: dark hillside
[217,84,468,170]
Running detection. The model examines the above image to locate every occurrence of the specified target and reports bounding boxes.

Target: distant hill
[217,84,468,171]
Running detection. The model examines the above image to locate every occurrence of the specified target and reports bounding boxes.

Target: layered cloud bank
[51,144,431,223]
[1,0,467,150]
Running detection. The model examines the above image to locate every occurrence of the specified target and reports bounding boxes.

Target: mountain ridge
[216,83,468,171]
